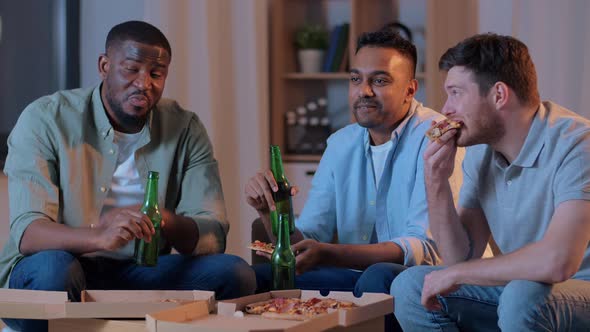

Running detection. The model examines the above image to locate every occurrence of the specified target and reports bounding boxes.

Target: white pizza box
[146,289,392,332]
[0,289,214,319]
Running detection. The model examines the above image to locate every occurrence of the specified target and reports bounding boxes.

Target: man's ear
[405,79,418,103]
[98,54,109,80]
[491,82,510,109]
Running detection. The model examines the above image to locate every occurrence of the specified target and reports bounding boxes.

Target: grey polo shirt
[460,101,590,280]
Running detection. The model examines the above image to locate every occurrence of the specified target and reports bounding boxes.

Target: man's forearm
[320,242,404,270]
[162,214,199,255]
[426,179,470,264]
[20,219,102,255]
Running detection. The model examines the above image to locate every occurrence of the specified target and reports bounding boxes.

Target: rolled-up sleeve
[175,114,228,255]
[4,103,60,253]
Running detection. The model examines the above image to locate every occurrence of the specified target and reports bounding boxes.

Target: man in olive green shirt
[0,21,255,332]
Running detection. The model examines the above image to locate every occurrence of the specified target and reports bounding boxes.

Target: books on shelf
[321,23,350,73]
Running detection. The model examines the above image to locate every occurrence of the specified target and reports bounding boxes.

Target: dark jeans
[253,261,407,332]
[2,250,256,332]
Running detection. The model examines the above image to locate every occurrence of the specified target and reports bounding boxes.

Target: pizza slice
[245,297,357,321]
[425,119,462,141]
[248,240,275,254]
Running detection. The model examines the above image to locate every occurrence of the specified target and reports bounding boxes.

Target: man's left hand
[421,268,460,311]
[292,239,325,275]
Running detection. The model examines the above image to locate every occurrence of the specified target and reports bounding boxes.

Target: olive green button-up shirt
[0,84,228,288]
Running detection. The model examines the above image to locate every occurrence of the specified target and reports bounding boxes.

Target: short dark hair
[439,33,540,107]
[355,27,417,78]
[105,21,171,57]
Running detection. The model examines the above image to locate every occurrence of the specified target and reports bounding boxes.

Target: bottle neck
[270,146,286,181]
[276,213,291,248]
[143,173,159,208]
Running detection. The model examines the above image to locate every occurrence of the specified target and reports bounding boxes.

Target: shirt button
[369,200,376,206]
[507,180,512,186]
[362,234,368,241]
[109,149,115,154]
[100,186,107,193]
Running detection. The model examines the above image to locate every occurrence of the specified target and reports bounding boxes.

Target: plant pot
[297,49,324,73]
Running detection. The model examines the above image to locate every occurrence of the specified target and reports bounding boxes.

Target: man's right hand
[244,170,298,214]
[423,122,459,182]
[95,206,155,251]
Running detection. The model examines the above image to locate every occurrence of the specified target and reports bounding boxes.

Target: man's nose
[441,99,453,116]
[359,82,374,98]
[134,72,152,90]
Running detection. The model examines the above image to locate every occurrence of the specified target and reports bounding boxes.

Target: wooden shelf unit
[270,0,477,161]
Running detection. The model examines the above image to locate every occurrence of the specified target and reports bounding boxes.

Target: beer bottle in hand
[270,145,295,235]
[271,213,296,290]
[134,171,162,266]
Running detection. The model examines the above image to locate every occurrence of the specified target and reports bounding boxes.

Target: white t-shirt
[93,127,146,259]
[370,140,393,187]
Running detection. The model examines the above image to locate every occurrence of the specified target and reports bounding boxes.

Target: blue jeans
[2,250,256,332]
[392,266,590,332]
[253,262,406,332]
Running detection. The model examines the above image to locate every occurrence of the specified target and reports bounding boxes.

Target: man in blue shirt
[245,28,448,330]
[392,33,590,331]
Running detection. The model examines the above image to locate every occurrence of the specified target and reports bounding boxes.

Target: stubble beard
[105,87,149,131]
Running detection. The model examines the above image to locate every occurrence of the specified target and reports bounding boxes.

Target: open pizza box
[0,289,214,319]
[146,289,392,332]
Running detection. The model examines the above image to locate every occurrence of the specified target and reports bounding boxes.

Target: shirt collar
[494,103,545,168]
[364,99,418,153]
[91,83,155,141]
[91,83,113,140]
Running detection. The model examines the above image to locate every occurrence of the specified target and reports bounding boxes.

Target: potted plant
[294,24,328,73]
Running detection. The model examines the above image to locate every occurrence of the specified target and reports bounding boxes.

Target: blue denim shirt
[297,100,443,266]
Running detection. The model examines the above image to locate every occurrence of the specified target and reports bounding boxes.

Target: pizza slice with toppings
[244,297,357,321]
[247,240,275,254]
[425,119,462,141]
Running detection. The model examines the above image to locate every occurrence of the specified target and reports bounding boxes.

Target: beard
[104,86,150,131]
[457,111,505,147]
[352,97,384,128]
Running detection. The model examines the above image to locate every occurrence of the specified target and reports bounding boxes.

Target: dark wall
[0,0,79,167]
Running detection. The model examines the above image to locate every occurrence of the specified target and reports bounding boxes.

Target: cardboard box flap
[81,289,213,303]
[0,289,68,319]
[146,301,209,331]
[0,289,67,303]
[63,290,215,318]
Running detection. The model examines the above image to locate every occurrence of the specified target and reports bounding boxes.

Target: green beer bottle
[270,145,295,235]
[134,171,162,266]
[271,213,296,290]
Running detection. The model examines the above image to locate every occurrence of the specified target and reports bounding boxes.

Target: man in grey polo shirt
[392,33,590,331]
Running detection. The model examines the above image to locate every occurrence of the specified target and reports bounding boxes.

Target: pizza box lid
[0,289,214,319]
[145,289,393,332]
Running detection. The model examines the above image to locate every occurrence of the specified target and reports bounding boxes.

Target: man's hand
[244,170,298,213]
[421,268,460,311]
[96,206,155,251]
[423,121,459,182]
[292,239,325,275]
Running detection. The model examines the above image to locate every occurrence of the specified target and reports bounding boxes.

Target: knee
[355,263,407,295]
[498,280,551,330]
[215,254,256,297]
[24,250,84,292]
[391,266,435,307]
